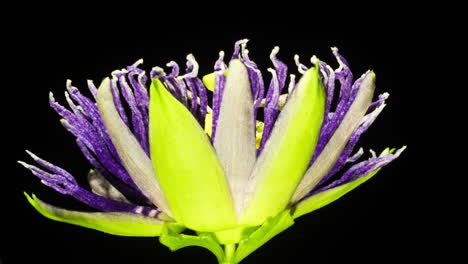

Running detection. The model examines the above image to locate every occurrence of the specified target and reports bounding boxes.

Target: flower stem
[221,244,236,264]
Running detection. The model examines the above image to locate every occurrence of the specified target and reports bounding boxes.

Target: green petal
[159,227,225,263]
[234,210,294,263]
[292,168,381,219]
[240,66,325,226]
[25,193,184,236]
[213,60,256,215]
[149,78,236,232]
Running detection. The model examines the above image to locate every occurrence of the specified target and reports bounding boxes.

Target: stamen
[49,83,144,193]
[131,58,144,69]
[77,139,148,204]
[259,68,280,152]
[323,63,336,122]
[258,47,288,153]
[195,78,208,125]
[87,80,98,100]
[166,61,180,78]
[150,66,166,79]
[270,46,280,68]
[181,54,200,115]
[128,69,149,104]
[154,72,179,101]
[369,92,390,110]
[110,77,130,126]
[211,51,227,141]
[238,44,265,124]
[117,74,148,154]
[267,68,279,94]
[312,146,407,194]
[64,90,82,117]
[66,81,102,120]
[294,54,308,74]
[138,71,148,89]
[51,80,149,201]
[232,39,249,60]
[331,47,346,73]
[346,147,364,163]
[215,51,227,71]
[241,41,251,61]
[18,156,77,195]
[166,61,188,106]
[269,47,288,90]
[127,70,149,135]
[181,54,199,79]
[21,152,160,215]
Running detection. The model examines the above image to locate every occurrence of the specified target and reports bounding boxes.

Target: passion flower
[20,39,405,264]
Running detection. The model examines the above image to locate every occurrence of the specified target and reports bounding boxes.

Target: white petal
[96,78,172,216]
[213,60,256,215]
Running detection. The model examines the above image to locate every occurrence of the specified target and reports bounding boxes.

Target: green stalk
[221,244,237,264]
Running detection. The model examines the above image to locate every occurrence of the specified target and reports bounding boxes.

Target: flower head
[20,39,405,263]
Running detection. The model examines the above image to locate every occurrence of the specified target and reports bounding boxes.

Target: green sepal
[25,192,184,236]
[160,226,225,263]
[234,210,294,263]
[292,168,382,219]
[149,78,236,232]
[160,211,294,263]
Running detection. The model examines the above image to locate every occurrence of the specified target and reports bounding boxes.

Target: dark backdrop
[3,14,423,264]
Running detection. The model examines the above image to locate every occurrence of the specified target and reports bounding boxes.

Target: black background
[3,11,424,264]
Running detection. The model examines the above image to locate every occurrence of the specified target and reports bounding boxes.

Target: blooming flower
[20,39,405,264]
